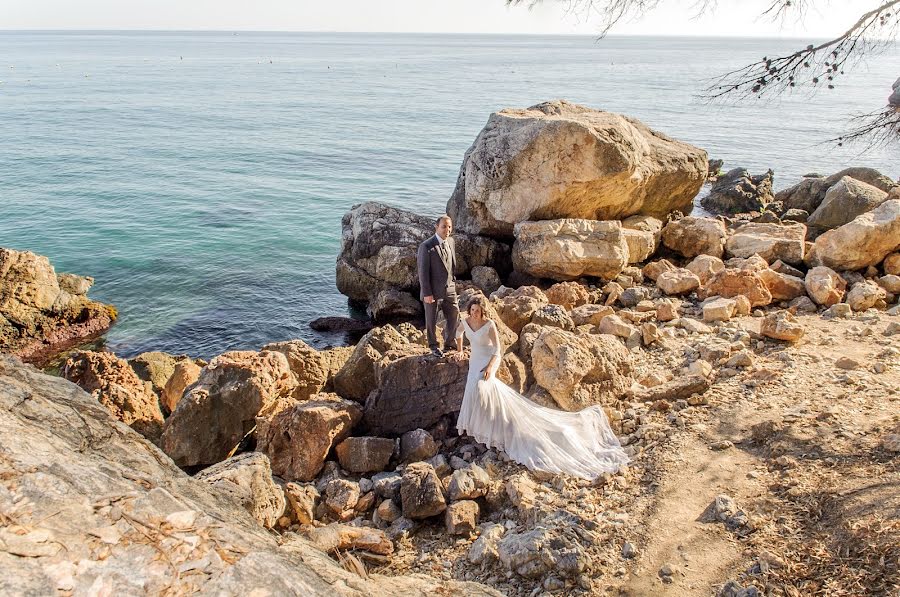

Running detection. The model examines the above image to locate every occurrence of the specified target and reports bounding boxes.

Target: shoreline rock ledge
[0,247,117,363]
[448,100,708,238]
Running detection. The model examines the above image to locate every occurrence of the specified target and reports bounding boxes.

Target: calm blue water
[1,31,897,358]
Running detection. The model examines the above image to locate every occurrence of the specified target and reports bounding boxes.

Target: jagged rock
[284,482,319,524]
[259,394,362,482]
[0,356,499,596]
[822,303,853,319]
[448,100,707,237]
[544,281,590,310]
[497,511,589,579]
[661,216,727,259]
[701,168,774,214]
[161,350,297,467]
[400,462,447,519]
[333,325,413,402]
[656,299,681,322]
[805,266,847,307]
[725,222,806,265]
[195,452,286,529]
[807,176,890,231]
[495,286,549,334]
[656,268,701,295]
[161,359,202,414]
[366,288,422,321]
[846,280,887,312]
[468,523,506,564]
[400,428,439,463]
[760,311,805,342]
[686,255,725,286]
[700,269,772,307]
[622,215,663,263]
[336,201,510,304]
[632,375,711,402]
[335,436,395,474]
[531,304,575,330]
[878,274,900,294]
[62,350,164,443]
[758,269,807,301]
[446,500,480,535]
[324,479,360,520]
[885,252,900,275]
[643,259,675,281]
[570,304,614,326]
[531,328,632,411]
[813,200,900,271]
[448,464,491,501]
[0,248,116,362]
[471,265,502,295]
[512,219,629,281]
[263,339,351,401]
[307,523,393,556]
[128,351,181,398]
[782,208,809,223]
[776,167,896,213]
[598,314,638,338]
[703,298,737,322]
[372,471,403,500]
[375,498,402,524]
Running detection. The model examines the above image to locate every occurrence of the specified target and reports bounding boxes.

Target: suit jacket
[417,234,457,300]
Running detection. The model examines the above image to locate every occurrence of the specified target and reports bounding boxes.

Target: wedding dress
[455,317,629,480]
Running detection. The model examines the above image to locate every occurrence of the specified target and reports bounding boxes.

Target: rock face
[807,176,890,231]
[363,349,469,436]
[333,325,417,402]
[776,167,897,213]
[335,202,510,308]
[531,328,633,410]
[161,350,297,467]
[259,394,362,482]
[0,248,116,362]
[725,223,806,265]
[263,339,350,401]
[447,100,707,238]
[661,217,727,259]
[335,436,396,474]
[512,219,629,281]
[62,350,164,443]
[195,452,286,529]
[701,168,774,214]
[813,200,900,271]
[0,356,499,596]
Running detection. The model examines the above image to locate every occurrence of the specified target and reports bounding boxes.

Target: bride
[450,294,628,480]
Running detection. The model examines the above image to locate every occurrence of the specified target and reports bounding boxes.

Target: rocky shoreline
[1,100,899,596]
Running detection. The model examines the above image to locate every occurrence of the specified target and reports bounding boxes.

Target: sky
[0,0,866,38]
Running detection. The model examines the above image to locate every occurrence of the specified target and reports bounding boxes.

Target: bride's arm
[455,321,464,352]
[482,321,503,379]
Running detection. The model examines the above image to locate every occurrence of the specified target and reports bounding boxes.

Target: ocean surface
[1,31,897,359]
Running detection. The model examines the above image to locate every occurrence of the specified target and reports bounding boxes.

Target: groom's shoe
[431,347,444,357]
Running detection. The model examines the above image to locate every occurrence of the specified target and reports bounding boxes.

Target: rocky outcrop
[807,176,890,232]
[701,168,774,214]
[0,248,116,363]
[62,350,164,443]
[161,350,297,467]
[263,339,351,401]
[335,202,510,309]
[0,355,498,595]
[776,167,896,214]
[724,222,806,265]
[195,452,286,529]
[512,219,629,281]
[812,200,900,271]
[661,217,727,259]
[447,100,707,237]
[333,325,419,402]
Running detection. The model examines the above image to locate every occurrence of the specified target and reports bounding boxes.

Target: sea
[1,31,897,359]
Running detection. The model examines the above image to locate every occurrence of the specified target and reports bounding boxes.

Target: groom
[417,214,460,357]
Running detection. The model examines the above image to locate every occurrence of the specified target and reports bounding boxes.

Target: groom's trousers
[424,290,460,351]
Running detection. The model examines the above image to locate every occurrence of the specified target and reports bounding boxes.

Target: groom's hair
[435,214,452,227]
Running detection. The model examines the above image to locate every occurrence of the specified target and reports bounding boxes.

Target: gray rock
[400,462,447,519]
[701,168,774,214]
[335,436,395,474]
[400,428,439,463]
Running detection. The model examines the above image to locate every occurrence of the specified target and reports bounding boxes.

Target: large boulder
[258,394,363,482]
[813,199,900,271]
[776,167,897,213]
[62,351,164,443]
[263,339,351,401]
[512,219,629,281]
[333,325,416,402]
[0,248,116,362]
[161,350,297,467]
[161,358,202,414]
[127,351,182,398]
[531,328,632,410]
[363,347,469,436]
[447,100,707,238]
[701,168,774,214]
[724,222,806,265]
[494,286,549,334]
[335,202,510,307]
[807,176,890,232]
[621,215,663,263]
[195,452,286,529]
[661,217,727,259]
[758,269,807,301]
[0,355,499,595]
[335,436,396,474]
[656,268,701,296]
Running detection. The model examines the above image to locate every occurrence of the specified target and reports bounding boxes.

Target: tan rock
[733,295,752,316]
[598,314,637,338]
[661,217,727,259]
[703,298,737,322]
[400,462,447,519]
[570,304,614,326]
[642,259,675,281]
[656,299,681,322]
[195,452,286,529]
[884,252,900,276]
[333,325,410,402]
[656,268,701,295]
[760,311,805,342]
[700,269,773,307]
[878,274,900,294]
[622,215,663,263]
[335,436,395,474]
[495,286,549,334]
[446,500,480,535]
[804,266,846,307]
[307,523,393,556]
[641,321,660,345]
[161,359,202,414]
[545,281,590,310]
[259,394,362,482]
[512,219,629,281]
[726,222,806,265]
[846,280,886,312]
[128,351,181,398]
[284,483,319,525]
[807,176,890,230]
[813,200,900,271]
[758,269,807,301]
[264,340,351,401]
[448,100,707,237]
[686,254,725,286]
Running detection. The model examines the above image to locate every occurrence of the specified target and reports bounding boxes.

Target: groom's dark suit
[417,234,460,352]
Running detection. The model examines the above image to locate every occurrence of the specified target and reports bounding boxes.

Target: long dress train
[455,317,629,480]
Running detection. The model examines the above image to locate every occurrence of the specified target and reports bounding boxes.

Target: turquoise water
[1,31,897,358]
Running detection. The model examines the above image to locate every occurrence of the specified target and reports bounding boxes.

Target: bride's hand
[481,367,490,381]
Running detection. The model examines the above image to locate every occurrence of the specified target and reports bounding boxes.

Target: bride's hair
[466,294,495,321]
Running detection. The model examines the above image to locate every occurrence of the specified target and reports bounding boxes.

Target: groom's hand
[424,295,435,304]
